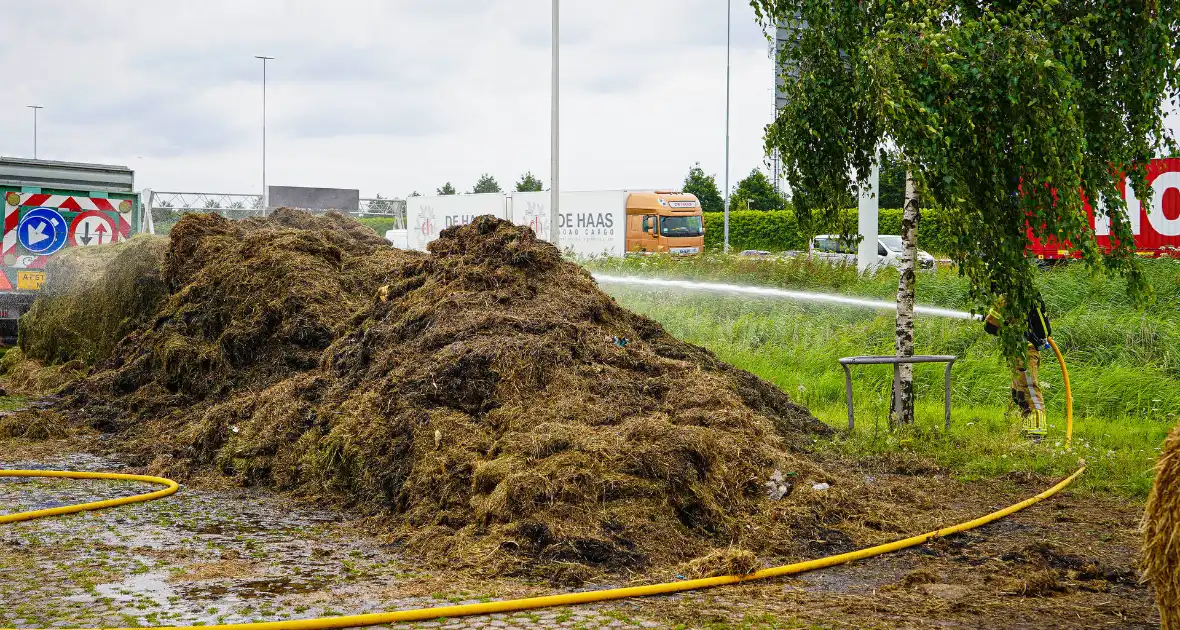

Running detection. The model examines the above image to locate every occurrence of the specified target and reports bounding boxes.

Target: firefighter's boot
[1022,409,1047,441]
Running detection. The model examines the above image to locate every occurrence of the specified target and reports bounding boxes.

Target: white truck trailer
[389,190,705,257]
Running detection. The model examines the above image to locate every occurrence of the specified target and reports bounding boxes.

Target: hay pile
[68,208,402,430]
[52,210,859,580]
[19,235,169,367]
[0,236,168,396]
[1144,422,1180,629]
[0,347,86,396]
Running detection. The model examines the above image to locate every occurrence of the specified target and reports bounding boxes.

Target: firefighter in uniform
[984,295,1052,439]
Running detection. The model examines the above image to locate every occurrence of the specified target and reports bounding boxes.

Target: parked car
[809,234,935,270]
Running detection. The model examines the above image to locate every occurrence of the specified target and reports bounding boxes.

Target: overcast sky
[3,2,1175,200]
[0,0,779,198]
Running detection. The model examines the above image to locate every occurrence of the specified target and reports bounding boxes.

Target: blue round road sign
[18,207,68,255]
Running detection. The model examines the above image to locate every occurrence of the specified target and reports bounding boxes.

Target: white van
[809,234,935,270]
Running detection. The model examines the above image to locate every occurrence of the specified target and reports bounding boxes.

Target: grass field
[356,216,400,235]
[587,254,1180,498]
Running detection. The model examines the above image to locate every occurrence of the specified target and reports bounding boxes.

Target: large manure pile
[1144,422,1180,629]
[53,210,856,580]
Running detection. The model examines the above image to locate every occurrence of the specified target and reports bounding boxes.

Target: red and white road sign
[68,210,117,247]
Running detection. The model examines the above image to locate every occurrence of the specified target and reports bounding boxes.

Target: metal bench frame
[838,355,957,430]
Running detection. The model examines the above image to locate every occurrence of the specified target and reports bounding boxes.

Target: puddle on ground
[185,575,331,600]
[94,571,179,615]
[0,453,406,626]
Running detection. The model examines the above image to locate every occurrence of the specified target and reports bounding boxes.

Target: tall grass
[586,255,1180,498]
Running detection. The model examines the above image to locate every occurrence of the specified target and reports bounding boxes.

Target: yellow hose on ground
[0,465,1085,630]
[1046,336,1074,447]
[0,469,177,525]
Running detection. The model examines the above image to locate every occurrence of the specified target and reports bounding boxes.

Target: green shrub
[703,210,804,252]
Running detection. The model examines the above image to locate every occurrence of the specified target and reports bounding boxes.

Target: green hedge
[702,210,805,252]
[703,208,956,255]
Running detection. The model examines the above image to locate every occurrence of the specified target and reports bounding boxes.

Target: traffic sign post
[68,210,116,247]
[17,207,67,256]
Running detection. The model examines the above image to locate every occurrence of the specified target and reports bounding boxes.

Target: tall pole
[723,0,731,254]
[857,158,880,273]
[28,105,43,159]
[550,0,560,249]
[255,56,274,212]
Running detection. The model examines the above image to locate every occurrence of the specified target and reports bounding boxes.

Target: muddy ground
[1,432,1158,630]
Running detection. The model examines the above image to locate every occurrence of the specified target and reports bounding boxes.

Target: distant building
[771,14,805,192]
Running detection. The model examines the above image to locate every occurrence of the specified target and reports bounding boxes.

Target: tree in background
[730,168,786,212]
[516,171,545,192]
[877,149,906,209]
[682,163,724,213]
[408,191,421,197]
[436,182,456,196]
[472,174,502,194]
[753,0,1179,425]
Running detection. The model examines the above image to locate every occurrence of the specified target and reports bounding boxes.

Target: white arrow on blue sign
[18,207,68,255]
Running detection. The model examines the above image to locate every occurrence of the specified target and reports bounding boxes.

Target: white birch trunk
[891,169,919,426]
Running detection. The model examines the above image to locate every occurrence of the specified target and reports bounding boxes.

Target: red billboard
[1030,157,1180,259]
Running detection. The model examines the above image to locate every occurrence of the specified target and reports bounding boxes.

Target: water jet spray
[592,274,982,321]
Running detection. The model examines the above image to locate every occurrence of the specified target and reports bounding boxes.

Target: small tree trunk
[891,169,920,426]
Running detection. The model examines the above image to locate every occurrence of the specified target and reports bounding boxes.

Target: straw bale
[1144,422,1180,629]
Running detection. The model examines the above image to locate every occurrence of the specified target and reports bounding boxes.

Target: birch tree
[752,0,1179,423]
[892,170,919,424]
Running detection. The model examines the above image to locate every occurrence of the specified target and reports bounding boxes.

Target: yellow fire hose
[0,465,1085,630]
[1045,336,1074,447]
[0,470,178,525]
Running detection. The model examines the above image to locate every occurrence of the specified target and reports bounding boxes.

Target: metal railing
[838,354,958,430]
[148,191,263,215]
[357,197,407,219]
[143,191,407,233]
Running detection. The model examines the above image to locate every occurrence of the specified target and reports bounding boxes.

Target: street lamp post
[723,0,731,254]
[255,55,274,212]
[28,105,43,159]
[550,0,560,249]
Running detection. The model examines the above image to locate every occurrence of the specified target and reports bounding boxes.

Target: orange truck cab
[624,191,704,255]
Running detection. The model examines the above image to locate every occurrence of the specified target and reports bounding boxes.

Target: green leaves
[515,171,544,192]
[471,174,502,194]
[683,163,725,214]
[731,168,788,212]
